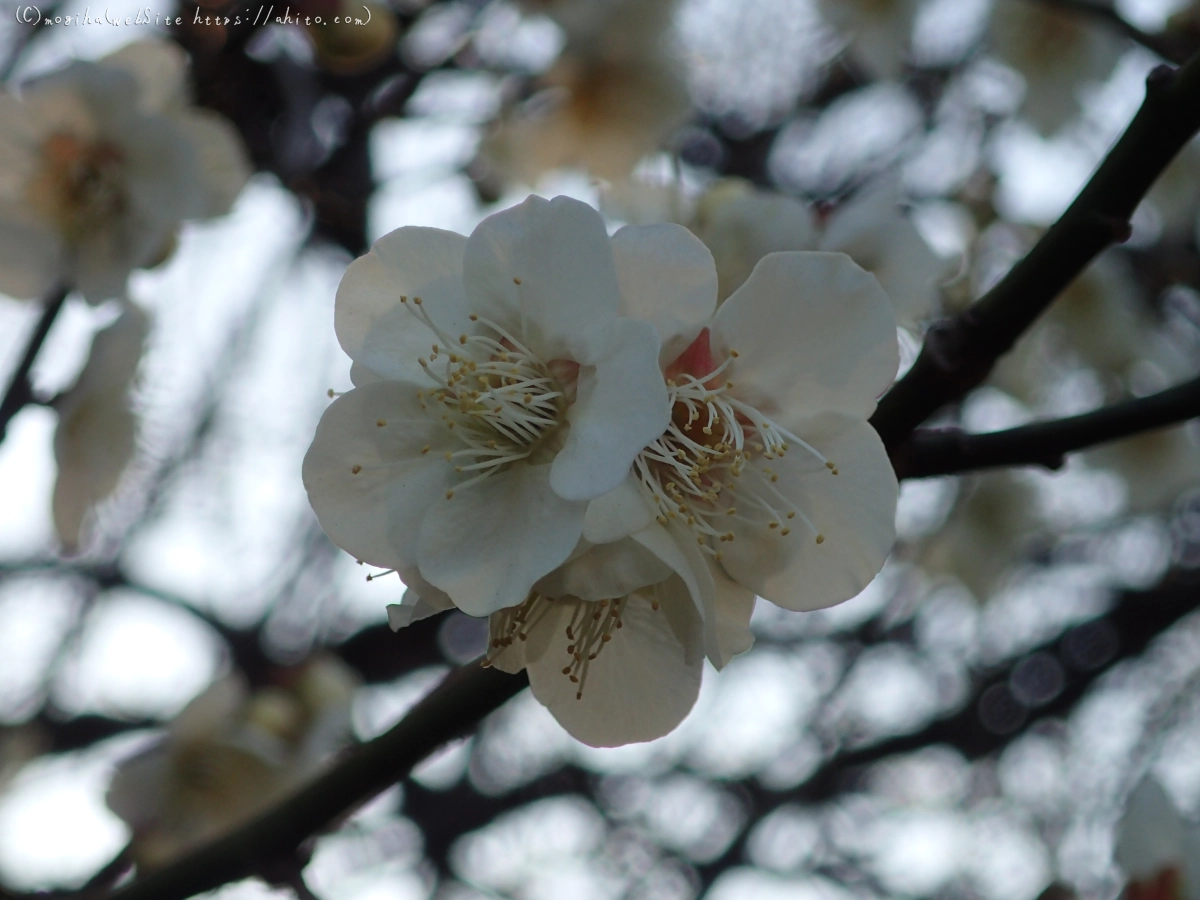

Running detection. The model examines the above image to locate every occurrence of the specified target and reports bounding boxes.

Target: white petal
[631,522,720,664]
[302,381,457,572]
[53,305,150,550]
[710,568,756,670]
[335,227,471,381]
[386,586,454,632]
[719,414,897,611]
[711,252,899,422]
[1116,777,1186,880]
[417,463,586,617]
[0,203,62,301]
[550,317,668,501]
[463,195,620,365]
[611,223,717,365]
[582,471,655,544]
[535,537,672,601]
[526,581,703,747]
[820,183,946,324]
[99,39,189,115]
[175,111,251,219]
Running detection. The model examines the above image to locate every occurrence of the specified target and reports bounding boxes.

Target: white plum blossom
[387,532,757,747]
[612,247,901,627]
[990,0,1121,134]
[106,657,358,868]
[334,201,898,747]
[304,195,671,618]
[816,0,922,80]
[1116,777,1200,900]
[53,304,150,552]
[0,39,249,304]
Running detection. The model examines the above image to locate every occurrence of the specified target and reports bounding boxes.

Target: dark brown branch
[871,53,1200,447]
[1037,0,1192,64]
[104,663,527,900]
[0,285,68,442]
[895,373,1200,479]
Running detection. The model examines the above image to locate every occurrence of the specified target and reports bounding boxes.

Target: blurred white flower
[816,0,921,80]
[1116,777,1200,900]
[990,0,1120,134]
[0,39,250,304]
[918,471,1041,602]
[483,0,688,182]
[52,304,150,552]
[106,657,358,868]
[1088,426,1200,514]
[690,178,949,323]
[304,195,670,618]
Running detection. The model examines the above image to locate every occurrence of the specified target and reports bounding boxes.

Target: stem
[894,374,1200,479]
[871,52,1200,448]
[0,284,69,442]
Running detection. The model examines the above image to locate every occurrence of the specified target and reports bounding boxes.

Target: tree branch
[104,663,527,900]
[894,373,1200,479]
[0,285,68,442]
[871,52,1200,449]
[1037,0,1192,64]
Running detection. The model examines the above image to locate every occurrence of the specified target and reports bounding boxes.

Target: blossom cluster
[0,40,249,550]
[304,194,901,746]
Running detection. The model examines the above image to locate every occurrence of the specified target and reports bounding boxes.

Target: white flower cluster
[0,39,249,551]
[304,194,900,747]
[106,657,358,868]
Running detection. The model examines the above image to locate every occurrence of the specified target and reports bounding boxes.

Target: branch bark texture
[0,285,68,442]
[894,373,1200,479]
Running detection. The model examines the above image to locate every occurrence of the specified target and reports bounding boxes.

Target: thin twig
[872,53,1200,449]
[104,663,527,900]
[0,284,68,442]
[894,373,1200,479]
[1036,0,1191,64]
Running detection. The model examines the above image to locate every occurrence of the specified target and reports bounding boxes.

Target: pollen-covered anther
[634,350,829,555]
[401,296,569,495]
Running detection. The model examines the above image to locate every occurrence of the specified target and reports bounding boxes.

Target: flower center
[635,331,836,558]
[486,592,650,700]
[403,296,576,497]
[27,133,128,245]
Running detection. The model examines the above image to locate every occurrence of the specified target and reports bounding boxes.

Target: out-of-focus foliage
[1,0,1200,898]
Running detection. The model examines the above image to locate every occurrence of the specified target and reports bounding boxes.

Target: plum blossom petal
[417,463,587,617]
[550,317,669,500]
[611,222,718,365]
[534,537,672,602]
[53,304,150,551]
[302,381,458,572]
[711,568,756,668]
[712,251,899,422]
[582,471,655,544]
[462,195,619,365]
[386,587,455,632]
[717,414,898,611]
[335,227,471,384]
[523,578,704,747]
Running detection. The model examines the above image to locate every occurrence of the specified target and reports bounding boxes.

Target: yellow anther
[815,534,824,544]
[445,489,454,499]
[459,334,468,345]
[376,419,387,427]
[351,465,362,474]
[513,277,522,285]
